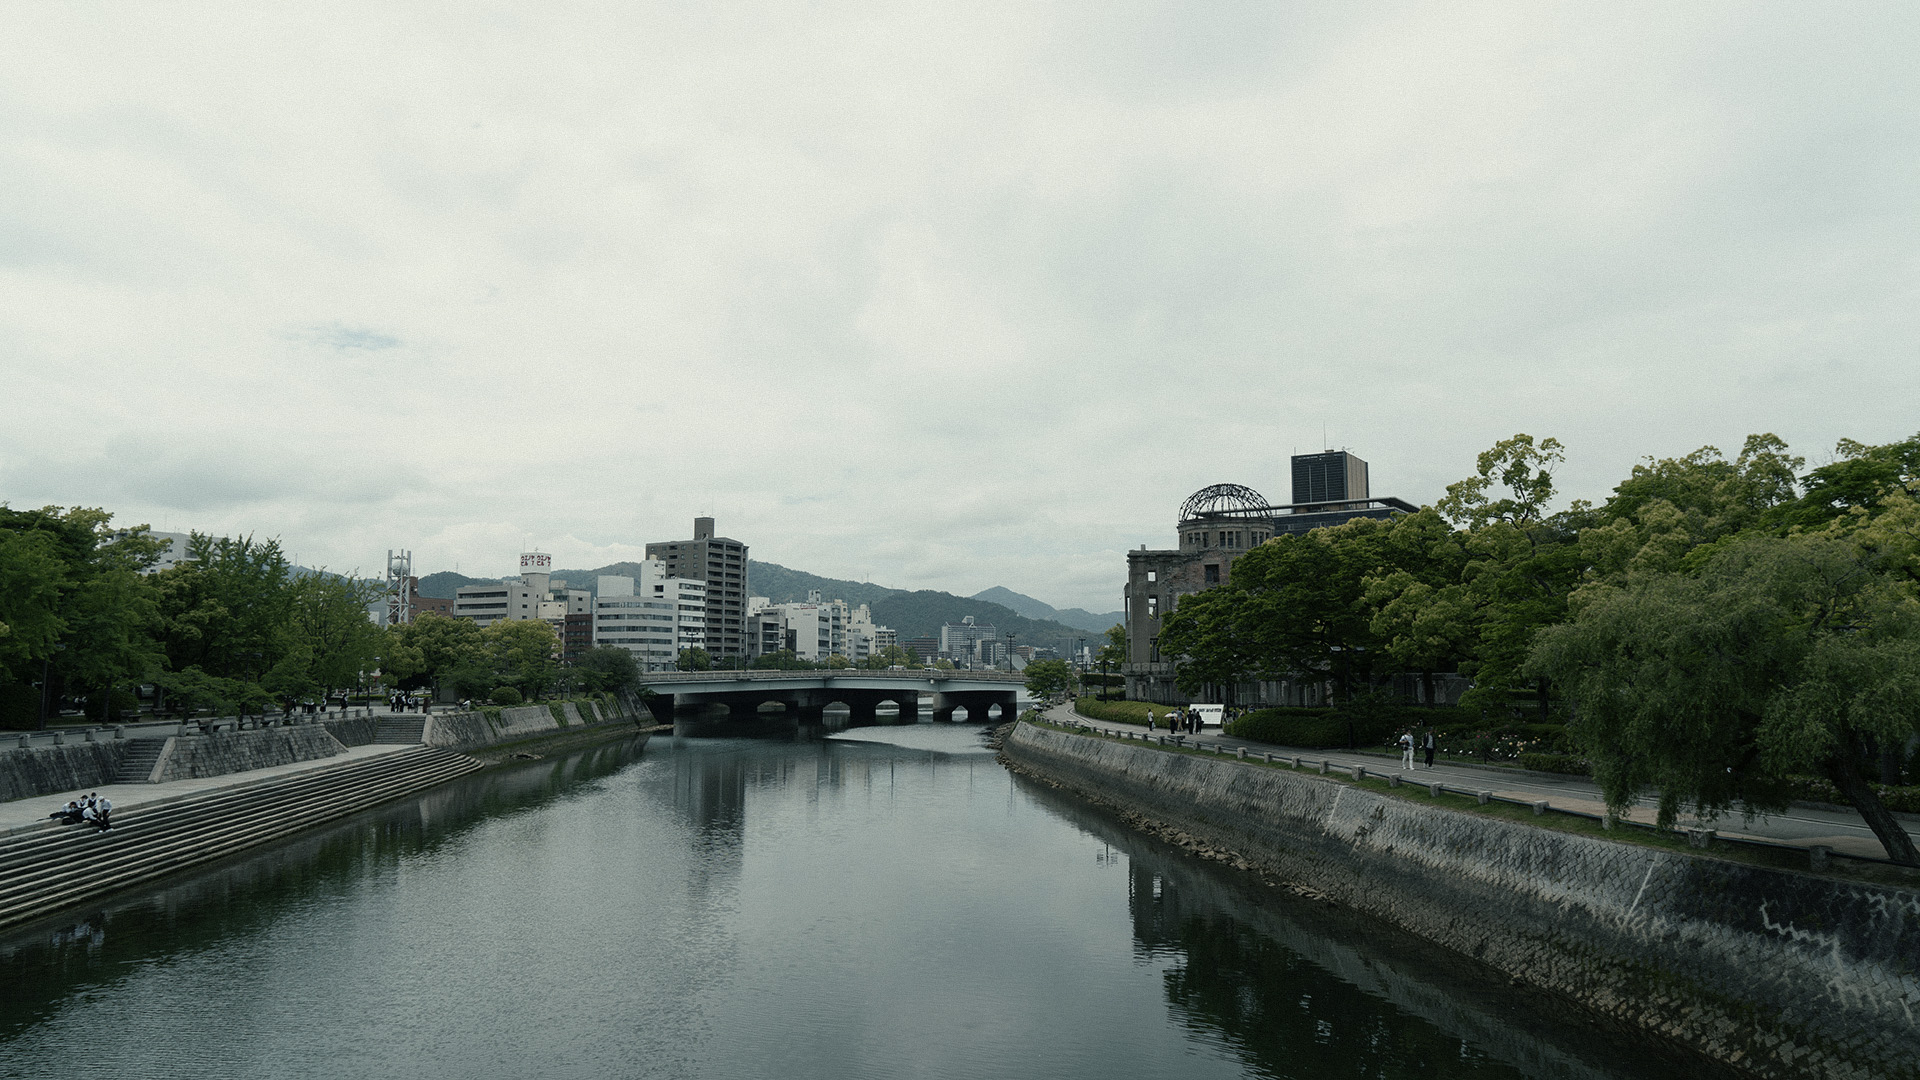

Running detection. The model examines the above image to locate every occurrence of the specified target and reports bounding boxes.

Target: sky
[4,2,1918,613]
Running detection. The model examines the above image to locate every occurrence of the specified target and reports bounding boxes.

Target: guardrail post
[1354,765,1366,780]
[1389,773,1401,787]
[1477,790,1491,805]
[16,735,28,749]
[1235,747,1245,760]
[52,731,65,746]
[1532,800,1548,815]
[1809,845,1831,871]
[1687,828,1715,849]
[1318,760,1330,775]
[1428,782,1443,797]
[1291,756,1302,769]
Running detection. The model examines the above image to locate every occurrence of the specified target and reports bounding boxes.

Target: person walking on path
[1399,731,1416,771]
[1423,729,1436,769]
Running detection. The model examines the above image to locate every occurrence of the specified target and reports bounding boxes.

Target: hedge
[1518,752,1591,776]
[1227,709,1402,749]
[1073,699,1160,725]
[1783,775,1920,814]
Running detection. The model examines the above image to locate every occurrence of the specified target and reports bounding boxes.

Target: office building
[593,563,707,671]
[453,552,589,632]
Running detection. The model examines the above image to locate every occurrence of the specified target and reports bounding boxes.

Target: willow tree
[1529,527,1920,864]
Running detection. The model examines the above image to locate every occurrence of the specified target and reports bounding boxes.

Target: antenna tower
[387,549,415,626]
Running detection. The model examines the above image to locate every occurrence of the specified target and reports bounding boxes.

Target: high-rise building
[645,518,749,660]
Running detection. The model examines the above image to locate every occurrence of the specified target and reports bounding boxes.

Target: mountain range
[412,562,1121,652]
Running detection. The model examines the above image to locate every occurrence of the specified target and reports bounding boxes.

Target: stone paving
[1043,702,1919,860]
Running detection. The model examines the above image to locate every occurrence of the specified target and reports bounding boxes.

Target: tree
[859,644,918,669]
[1092,623,1126,699]
[1436,434,1566,530]
[825,652,851,669]
[277,571,384,701]
[153,533,294,706]
[383,612,488,692]
[1529,529,1920,864]
[1023,658,1075,701]
[484,620,560,699]
[1790,431,1920,527]
[577,645,640,693]
[677,647,713,671]
[1,506,167,726]
[1155,586,1253,705]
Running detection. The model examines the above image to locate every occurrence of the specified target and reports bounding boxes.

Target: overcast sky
[4,3,1917,613]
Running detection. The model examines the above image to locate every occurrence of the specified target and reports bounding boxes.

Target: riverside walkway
[1044,702,1920,861]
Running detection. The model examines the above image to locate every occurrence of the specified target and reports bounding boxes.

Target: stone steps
[0,746,483,933]
[373,716,427,744]
[112,739,169,784]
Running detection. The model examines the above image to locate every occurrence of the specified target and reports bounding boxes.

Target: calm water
[0,724,1711,1080]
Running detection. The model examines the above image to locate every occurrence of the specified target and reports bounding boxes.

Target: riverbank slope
[1001,720,1919,1080]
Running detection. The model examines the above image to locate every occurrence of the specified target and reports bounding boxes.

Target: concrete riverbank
[1001,720,1920,1080]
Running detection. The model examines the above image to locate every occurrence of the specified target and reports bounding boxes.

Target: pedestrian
[1145,711,1154,732]
[1423,729,1436,769]
[95,795,112,831]
[1399,731,1415,770]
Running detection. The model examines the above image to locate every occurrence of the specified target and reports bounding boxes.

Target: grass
[1025,718,1920,887]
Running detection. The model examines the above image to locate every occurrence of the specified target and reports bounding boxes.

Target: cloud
[2,2,1918,610]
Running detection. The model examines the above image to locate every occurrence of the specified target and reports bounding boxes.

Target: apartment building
[645,517,748,660]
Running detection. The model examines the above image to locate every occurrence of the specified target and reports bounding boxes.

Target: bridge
[635,670,1026,725]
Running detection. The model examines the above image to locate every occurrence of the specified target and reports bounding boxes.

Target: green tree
[824,652,851,669]
[1155,586,1253,705]
[578,645,641,693]
[859,644,918,669]
[1529,529,1920,864]
[277,571,384,701]
[1023,658,1075,701]
[153,533,294,708]
[484,620,560,699]
[383,612,487,692]
[1790,431,1920,527]
[677,646,713,671]
[1,506,167,725]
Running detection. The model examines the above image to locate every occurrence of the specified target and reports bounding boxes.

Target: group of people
[1144,708,1207,735]
[49,793,113,831]
[1398,729,1438,769]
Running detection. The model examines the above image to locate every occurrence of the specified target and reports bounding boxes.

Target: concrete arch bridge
[636,670,1025,726]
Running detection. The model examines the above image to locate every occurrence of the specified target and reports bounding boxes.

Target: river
[0,723,1717,1080]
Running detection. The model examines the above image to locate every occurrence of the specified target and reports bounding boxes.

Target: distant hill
[745,561,900,608]
[971,586,1123,635]
[412,560,1105,652]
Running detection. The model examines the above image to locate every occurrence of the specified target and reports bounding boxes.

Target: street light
[1004,632,1016,673]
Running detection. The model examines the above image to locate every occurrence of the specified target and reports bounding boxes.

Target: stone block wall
[0,743,126,804]
[1004,723,1920,1080]
[323,715,379,747]
[424,699,629,752]
[156,727,346,782]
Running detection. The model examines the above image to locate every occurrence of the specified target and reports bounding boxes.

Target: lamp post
[1004,632,1016,673]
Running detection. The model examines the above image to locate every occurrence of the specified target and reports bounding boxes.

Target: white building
[593,562,707,671]
[940,616,999,668]
[454,552,589,630]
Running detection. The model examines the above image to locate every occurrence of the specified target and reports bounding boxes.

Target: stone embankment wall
[1003,722,1920,1080]
[155,726,345,782]
[0,743,126,803]
[323,715,378,747]
[424,700,633,752]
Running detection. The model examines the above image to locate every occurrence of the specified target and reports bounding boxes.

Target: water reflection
[0,727,1730,1080]
[0,737,651,1038]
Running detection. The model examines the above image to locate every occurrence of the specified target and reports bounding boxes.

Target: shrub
[1228,708,1401,749]
[489,686,523,707]
[1073,699,1161,725]
[1783,775,1920,814]
[548,702,570,726]
[1518,752,1590,776]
